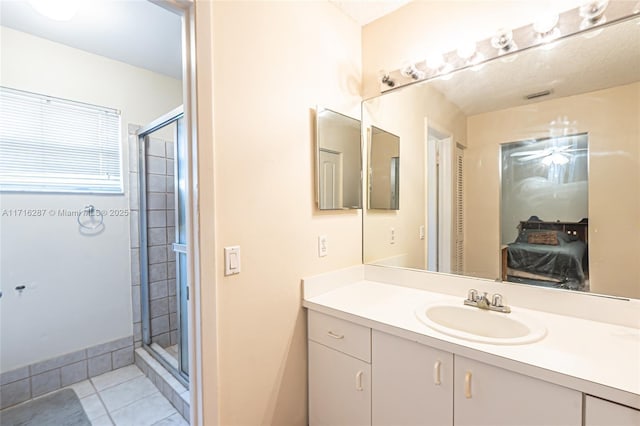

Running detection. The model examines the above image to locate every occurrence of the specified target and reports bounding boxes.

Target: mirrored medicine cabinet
[315,107,362,210]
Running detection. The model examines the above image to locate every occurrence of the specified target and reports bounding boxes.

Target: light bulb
[378,70,395,88]
[579,0,609,22]
[491,28,518,54]
[534,12,559,34]
[400,62,424,80]
[469,52,485,66]
[457,41,477,60]
[425,52,444,70]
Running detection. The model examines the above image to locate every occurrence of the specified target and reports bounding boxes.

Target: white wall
[0,27,182,371]
[197,1,362,424]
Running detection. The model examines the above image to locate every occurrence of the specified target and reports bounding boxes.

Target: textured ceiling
[426,16,640,116]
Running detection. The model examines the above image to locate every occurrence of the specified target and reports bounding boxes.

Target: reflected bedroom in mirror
[315,107,362,210]
[501,133,589,291]
[362,6,639,299]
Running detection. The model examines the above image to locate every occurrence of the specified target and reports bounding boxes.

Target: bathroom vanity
[303,266,640,426]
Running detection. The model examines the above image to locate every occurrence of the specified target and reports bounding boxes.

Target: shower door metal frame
[137,106,189,387]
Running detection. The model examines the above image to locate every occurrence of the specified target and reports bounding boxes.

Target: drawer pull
[433,360,441,385]
[327,331,344,339]
[355,371,364,391]
[464,371,472,399]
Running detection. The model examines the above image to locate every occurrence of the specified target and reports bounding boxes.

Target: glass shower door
[138,107,189,384]
[173,117,189,377]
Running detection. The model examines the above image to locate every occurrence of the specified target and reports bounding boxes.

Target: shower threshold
[150,343,179,369]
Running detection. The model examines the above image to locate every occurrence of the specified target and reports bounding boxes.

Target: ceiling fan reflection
[511,145,587,162]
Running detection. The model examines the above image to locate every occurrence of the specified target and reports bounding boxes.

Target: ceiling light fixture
[425,52,453,76]
[533,12,561,43]
[457,41,485,67]
[400,61,425,80]
[491,28,518,55]
[549,116,578,138]
[379,70,396,88]
[579,0,609,29]
[542,153,570,165]
[28,0,81,21]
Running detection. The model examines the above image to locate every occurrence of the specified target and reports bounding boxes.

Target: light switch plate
[318,235,328,257]
[224,246,241,276]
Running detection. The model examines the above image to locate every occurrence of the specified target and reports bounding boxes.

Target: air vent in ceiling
[524,90,553,100]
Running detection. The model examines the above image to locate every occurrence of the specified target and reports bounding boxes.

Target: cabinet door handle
[327,331,344,339]
[433,361,442,385]
[464,371,472,399]
[355,371,364,391]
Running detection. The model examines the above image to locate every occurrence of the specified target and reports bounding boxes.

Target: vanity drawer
[308,310,371,362]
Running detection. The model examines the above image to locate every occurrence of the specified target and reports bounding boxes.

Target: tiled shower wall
[146,134,178,347]
[128,125,178,350]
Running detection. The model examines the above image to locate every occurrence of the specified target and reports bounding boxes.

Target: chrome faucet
[464,289,511,313]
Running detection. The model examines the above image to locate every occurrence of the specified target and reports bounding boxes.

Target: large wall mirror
[363,13,639,299]
[369,126,400,210]
[316,107,362,210]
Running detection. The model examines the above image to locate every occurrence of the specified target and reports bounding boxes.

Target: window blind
[0,86,122,193]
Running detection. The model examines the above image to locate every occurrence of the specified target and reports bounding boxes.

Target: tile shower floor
[8,364,188,426]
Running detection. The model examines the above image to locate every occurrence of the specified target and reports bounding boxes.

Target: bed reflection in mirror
[500,133,589,291]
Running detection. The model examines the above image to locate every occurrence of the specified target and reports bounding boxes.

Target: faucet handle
[491,293,504,307]
[467,289,478,302]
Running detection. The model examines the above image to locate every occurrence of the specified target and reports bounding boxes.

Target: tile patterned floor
[5,364,188,426]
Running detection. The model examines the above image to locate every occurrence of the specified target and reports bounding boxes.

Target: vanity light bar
[381,1,636,93]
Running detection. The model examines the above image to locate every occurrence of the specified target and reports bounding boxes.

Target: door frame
[425,120,453,273]
[146,1,205,423]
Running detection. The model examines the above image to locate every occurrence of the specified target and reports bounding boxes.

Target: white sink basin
[415,302,547,345]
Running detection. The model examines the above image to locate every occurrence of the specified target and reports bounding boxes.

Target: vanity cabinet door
[308,341,371,426]
[454,356,582,426]
[372,330,453,426]
[585,395,640,426]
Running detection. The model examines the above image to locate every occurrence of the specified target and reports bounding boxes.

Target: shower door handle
[172,243,187,253]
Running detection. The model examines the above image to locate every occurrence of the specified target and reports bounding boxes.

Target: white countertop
[303,278,640,409]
